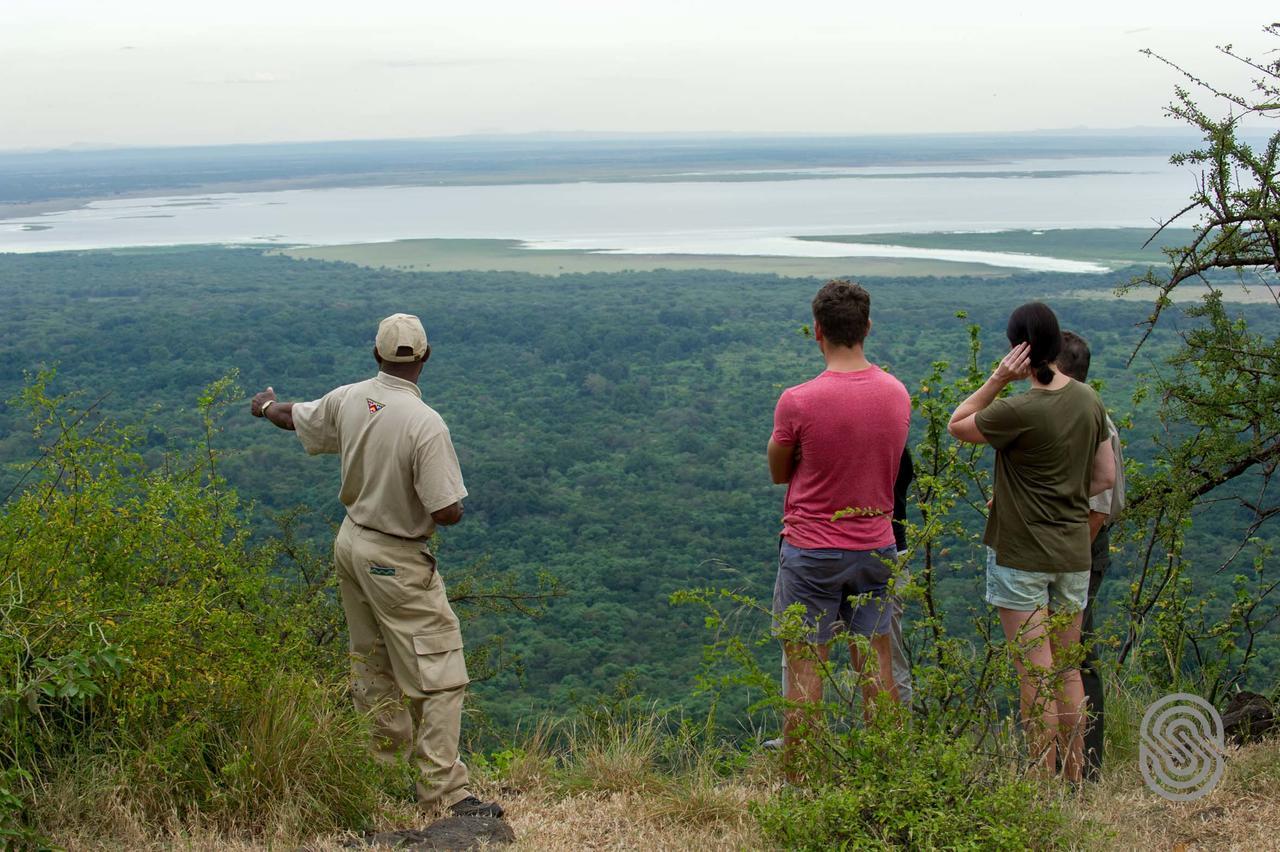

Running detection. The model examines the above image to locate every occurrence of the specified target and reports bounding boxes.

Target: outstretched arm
[251,387,296,431]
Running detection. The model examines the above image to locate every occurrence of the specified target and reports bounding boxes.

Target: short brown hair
[1057,330,1091,382]
[812,279,871,347]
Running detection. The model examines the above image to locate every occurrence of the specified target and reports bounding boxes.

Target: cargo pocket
[412,628,469,693]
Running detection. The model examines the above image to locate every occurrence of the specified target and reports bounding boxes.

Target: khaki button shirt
[292,373,467,539]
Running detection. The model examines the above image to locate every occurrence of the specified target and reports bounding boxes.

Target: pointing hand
[251,386,278,418]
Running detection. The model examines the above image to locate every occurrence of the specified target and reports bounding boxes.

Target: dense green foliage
[2,247,1277,735]
[0,374,391,841]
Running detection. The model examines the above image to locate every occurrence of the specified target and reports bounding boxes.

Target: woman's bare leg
[1049,611,1086,783]
[998,607,1057,777]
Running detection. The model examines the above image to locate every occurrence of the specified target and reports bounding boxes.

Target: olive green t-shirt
[975,380,1107,573]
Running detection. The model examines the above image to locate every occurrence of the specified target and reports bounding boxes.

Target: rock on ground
[1222,692,1277,745]
[338,815,515,851]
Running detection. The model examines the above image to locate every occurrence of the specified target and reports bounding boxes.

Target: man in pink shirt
[767,279,911,759]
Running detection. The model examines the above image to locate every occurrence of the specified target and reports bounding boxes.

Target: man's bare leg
[783,641,829,782]
[850,633,901,721]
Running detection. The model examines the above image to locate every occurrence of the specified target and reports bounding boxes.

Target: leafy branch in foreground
[1113,25,1280,698]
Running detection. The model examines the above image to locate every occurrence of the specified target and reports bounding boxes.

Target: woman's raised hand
[993,342,1032,384]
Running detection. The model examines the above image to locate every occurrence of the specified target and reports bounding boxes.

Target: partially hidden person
[765,446,917,751]
[1055,330,1125,780]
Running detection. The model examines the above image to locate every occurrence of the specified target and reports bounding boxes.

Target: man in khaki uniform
[250,313,502,818]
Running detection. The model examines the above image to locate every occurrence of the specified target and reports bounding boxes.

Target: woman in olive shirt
[948,303,1115,782]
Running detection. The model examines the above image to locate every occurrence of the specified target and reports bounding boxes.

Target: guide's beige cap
[375,313,429,362]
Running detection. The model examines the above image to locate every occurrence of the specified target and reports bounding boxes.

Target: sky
[2,1,1273,150]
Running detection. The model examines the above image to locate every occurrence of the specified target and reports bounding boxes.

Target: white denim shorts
[985,548,1089,613]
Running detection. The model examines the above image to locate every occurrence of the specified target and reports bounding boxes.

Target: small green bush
[752,721,1069,851]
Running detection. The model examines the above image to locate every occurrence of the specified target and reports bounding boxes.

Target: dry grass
[42,728,1280,851]
[49,774,771,852]
[52,790,770,852]
[49,795,421,852]
[483,711,774,851]
[500,785,768,852]
[45,708,774,852]
[556,713,667,796]
[1070,737,1280,851]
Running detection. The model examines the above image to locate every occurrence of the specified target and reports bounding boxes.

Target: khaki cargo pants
[334,516,472,808]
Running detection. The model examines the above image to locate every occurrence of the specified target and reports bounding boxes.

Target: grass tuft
[557,707,667,797]
[35,675,388,845]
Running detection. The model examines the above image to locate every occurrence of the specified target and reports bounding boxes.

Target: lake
[0,155,1190,272]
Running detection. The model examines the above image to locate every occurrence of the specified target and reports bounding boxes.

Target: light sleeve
[414,425,469,513]
[292,389,342,456]
[1089,416,1121,515]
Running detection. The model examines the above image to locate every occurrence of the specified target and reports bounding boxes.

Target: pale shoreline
[274,238,1015,278]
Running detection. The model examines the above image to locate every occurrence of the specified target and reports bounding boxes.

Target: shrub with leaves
[752,718,1071,851]
[1116,24,1280,700]
[0,371,387,840]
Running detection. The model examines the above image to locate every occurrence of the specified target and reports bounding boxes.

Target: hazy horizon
[0,126,1214,157]
[4,1,1271,150]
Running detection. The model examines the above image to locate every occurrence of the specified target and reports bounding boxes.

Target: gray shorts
[773,539,897,643]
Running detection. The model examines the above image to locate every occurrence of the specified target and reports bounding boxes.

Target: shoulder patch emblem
[367,398,385,414]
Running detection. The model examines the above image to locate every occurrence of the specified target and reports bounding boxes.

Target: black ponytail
[1006,303,1062,384]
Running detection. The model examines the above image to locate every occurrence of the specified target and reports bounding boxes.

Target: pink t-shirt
[772,366,911,550]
